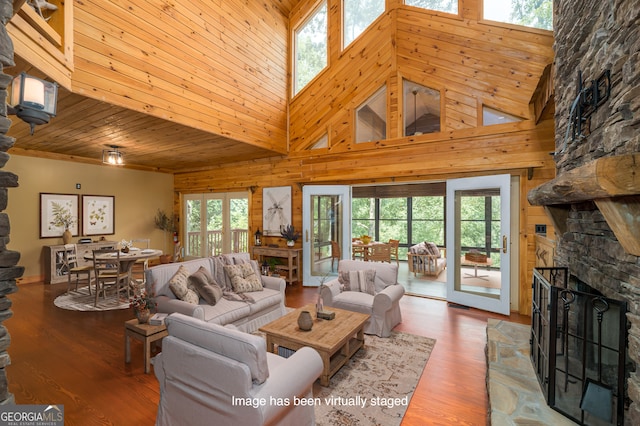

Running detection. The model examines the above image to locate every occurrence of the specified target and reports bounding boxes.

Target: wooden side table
[124,319,168,374]
[251,246,302,285]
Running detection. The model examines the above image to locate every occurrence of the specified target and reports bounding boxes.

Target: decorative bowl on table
[360,235,372,245]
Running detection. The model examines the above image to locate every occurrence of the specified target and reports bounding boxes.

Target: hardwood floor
[7,281,529,425]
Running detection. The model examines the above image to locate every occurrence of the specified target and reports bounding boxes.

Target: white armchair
[320,260,404,338]
[154,313,323,426]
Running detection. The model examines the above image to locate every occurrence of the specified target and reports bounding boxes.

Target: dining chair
[63,244,93,294]
[367,243,391,263]
[388,239,400,265]
[131,238,151,285]
[351,238,365,260]
[330,241,341,271]
[93,249,131,307]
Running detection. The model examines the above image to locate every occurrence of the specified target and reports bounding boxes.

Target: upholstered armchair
[154,313,323,426]
[320,260,404,338]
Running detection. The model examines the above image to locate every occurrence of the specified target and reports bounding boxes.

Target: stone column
[0,0,26,405]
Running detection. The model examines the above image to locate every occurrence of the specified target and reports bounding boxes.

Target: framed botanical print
[82,195,115,235]
[263,186,291,236]
[40,193,79,238]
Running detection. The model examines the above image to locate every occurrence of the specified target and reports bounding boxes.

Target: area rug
[53,286,130,311]
[312,331,435,426]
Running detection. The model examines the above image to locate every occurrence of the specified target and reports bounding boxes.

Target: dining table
[85,248,163,287]
[351,240,384,261]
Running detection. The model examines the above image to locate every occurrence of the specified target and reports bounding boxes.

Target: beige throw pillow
[169,265,199,305]
[347,269,376,295]
[224,263,263,293]
[188,267,223,305]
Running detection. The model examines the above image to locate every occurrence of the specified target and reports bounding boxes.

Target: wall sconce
[7,72,58,135]
[102,145,124,165]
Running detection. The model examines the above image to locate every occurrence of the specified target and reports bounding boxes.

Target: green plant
[49,201,76,230]
[280,224,300,241]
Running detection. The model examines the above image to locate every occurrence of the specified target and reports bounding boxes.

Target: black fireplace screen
[531,267,627,425]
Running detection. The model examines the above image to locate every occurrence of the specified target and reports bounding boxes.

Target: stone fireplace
[527,0,640,424]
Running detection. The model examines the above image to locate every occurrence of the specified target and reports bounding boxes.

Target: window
[184,192,249,258]
[343,0,385,49]
[356,86,387,143]
[294,1,328,95]
[482,106,524,125]
[404,80,441,136]
[459,193,501,266]
[412,196,445,246]
[379,197,408,245]
[483,0,553,31]
[352,188,446,260]
[307,134,328,150]
[405,0,458,15]
[352,197,376,239]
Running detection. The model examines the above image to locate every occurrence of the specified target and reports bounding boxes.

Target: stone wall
[0,0,25,405]
[553,0,640,423]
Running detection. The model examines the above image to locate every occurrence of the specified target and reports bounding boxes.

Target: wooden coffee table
[259,304,369,386]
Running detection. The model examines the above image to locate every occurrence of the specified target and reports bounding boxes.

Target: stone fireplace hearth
[526,0,640,424]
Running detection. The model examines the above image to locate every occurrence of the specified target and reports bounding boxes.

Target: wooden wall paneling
[8,17,72,87]
[289,13,393,151]
[71,0,289,153]
[73,4,286,124]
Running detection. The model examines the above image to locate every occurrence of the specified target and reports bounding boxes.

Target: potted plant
[280,224,300,247]
[50,202,76,244]
[154,209,177,263]
[129,290,156,323]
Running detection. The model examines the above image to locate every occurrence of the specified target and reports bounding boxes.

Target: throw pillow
[425,242,441,258]
[224,263,263,293]
[338,270,351,291]
[169,265,199,305]
[188,267,223,305]
[347,269,376,295]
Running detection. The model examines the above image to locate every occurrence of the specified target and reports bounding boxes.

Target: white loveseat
[145,253,287,333]
[320,259,404,337]
[154,313,323,426]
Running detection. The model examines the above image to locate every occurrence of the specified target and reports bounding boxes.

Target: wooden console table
[251,246,302,285]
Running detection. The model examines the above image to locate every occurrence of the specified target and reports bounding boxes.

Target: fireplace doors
[531,267,627,425]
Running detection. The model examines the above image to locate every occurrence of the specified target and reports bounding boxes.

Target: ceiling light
[102,146,124,166]
[7,72,58,135]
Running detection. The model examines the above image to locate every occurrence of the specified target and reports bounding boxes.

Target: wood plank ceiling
[5,56,283,173]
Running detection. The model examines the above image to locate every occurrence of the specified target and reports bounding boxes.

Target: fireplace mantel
[528,153,640,255]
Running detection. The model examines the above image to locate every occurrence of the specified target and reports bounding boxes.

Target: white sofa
[154,313,323,426]
[145,253,287,333]
[320,259,404,337]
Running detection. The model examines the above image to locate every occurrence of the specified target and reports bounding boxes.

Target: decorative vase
[136,309,151,324]
[297,310,313,331]
[62,229,72,244]
[287,240,295,247]
[121,246,130,253]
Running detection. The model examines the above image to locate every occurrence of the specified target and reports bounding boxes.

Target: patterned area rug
[53,286,130,311]
[312,331,435,426]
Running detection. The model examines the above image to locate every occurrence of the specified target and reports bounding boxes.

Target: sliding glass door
[183,192,248,258]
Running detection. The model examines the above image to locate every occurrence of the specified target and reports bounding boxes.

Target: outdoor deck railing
[186,229,248,256]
